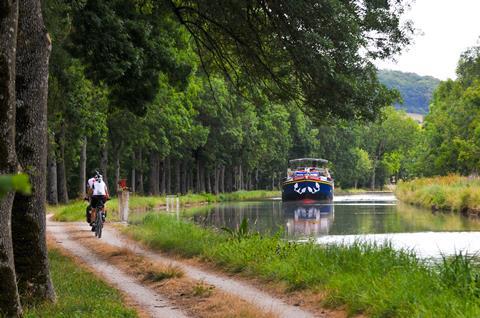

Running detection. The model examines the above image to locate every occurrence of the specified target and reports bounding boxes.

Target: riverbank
[50,190,280,222]
[25,246,137,318]
[334,188,393,195]
[395,175,480,214]
[50,188,392,222]
[124,212,480,317]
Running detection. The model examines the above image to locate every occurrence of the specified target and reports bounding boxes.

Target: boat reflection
[284,203,335,237]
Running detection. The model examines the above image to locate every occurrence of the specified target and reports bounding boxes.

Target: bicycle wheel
[95,209,103,238]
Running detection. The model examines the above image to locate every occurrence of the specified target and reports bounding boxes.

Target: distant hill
[378,69,441,114]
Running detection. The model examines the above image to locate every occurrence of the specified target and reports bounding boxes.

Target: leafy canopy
[69,0,413,120]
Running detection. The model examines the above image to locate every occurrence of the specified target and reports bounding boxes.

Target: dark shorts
[91,195,106,209]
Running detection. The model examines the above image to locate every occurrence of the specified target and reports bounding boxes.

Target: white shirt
[93,180,108,196]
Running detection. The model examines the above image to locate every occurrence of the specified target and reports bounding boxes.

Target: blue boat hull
[282,180,334,202]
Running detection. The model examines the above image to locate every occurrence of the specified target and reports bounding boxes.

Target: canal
[191,193,480,258]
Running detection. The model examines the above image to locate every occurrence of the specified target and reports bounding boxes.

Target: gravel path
[92,223,317,318]
[48,217,319,318]
[47,221,189,318]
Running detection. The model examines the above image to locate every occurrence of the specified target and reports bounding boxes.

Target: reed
[396,175,480,213]
[124,212,480,317]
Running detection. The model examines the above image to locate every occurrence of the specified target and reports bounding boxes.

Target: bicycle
[91,203,105,238]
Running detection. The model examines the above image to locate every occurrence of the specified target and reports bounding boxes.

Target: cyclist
[90,174,109,231]
[85,172,99,224]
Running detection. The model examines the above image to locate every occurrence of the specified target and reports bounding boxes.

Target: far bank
[395,175,480,215]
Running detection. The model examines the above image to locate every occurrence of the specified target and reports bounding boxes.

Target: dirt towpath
[100,224,317,318]
[48,218,319,318]
[48,220,189,318]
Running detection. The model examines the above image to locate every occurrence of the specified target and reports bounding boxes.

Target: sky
[374,0,480,80]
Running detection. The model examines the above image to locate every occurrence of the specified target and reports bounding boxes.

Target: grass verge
[50,190,280,222]
[396,175,480,213]
[24,247,137,318]
[124,212,480,317]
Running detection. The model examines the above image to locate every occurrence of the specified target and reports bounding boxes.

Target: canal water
[191,193,480,258]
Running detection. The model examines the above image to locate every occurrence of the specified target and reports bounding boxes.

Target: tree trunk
[131,151,136,193]
[12,0,56,303]
[239,165,243,191]
[220,165,225,193]
[233,166,237,191]
[100,142,108,183]
[114,152,120,193]
[0,1,23,314]
[137,149,144,194]
[200,161,205,193]
[148,153,159,195]
[160,160,166,195]
[371,157,377,191]
[206,168,212,193]
[187,164,193,193]
[78,136,86,198]
[166,157,171,194]
[181,161,187,194]
[226,166,233,192]
[196,160,201,192]
[56,126,68,204]
[213,163,219,194]
[46,145,58,205]
[175,160,180,194]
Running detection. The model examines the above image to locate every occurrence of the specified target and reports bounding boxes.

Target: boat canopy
[289,158,328,164]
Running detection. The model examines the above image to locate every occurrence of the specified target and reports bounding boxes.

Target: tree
[0,0,22,315]
[11,0,56,303]
[457,42,480,87]
[69,0,192,116]
[70,0,413,121]
[170,0,413,121]
[351,148,373,188]
[361,106,420,189]
[420,76,480,176]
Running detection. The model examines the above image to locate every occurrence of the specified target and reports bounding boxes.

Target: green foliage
[412,42,480,177]
[0,174,31,198]
[221,217,253,241]
[350,147,373,187]
[457,45,480,87]
[439,253,480,299]
[172,0,413,121]
[24,248,137,318]
[317,107,421,188]
[42,0,419,198]
[69,0,191,115]
[125,212,480,317]
[378,69,441,114]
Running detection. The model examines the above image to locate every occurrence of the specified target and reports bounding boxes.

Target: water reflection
[284,203,334,237]
[190,199,480,238]
[191,201,285,235]
[187,196,480,258]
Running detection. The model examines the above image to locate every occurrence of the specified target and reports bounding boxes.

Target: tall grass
[50,190,279,222]
[24,248,137,317]
[124,212,480,317]
[396,175,480,212]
